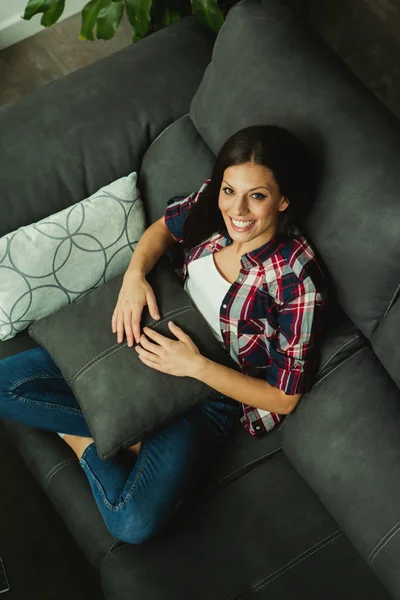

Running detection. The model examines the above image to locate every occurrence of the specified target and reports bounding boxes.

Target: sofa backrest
[142,0,400,345]
[0,17,214,239]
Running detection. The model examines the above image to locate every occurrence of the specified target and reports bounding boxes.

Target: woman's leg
[0,346,91,436]
[79,395,241,545]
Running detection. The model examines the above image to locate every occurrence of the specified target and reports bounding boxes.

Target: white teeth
[231,218,255,228]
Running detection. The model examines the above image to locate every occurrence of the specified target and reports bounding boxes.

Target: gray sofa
[1,0,400,598]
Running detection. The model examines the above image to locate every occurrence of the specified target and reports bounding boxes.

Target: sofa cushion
[100,450,389,600]
[280,347,400,599]
[28,256,241,459]
[189,0,400,341]
[371,297,400,389]
[0,16,215,239]
[138,114,215,226]
[0,421,117,569]
[0,172,144,342]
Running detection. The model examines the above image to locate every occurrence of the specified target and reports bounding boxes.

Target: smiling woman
[0,124,328,546]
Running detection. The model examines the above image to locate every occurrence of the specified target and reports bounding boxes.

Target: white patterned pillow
[0,172,145,341]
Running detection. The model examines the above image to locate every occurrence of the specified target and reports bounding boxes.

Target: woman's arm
[124,217,177,280]
[193,358,302,414]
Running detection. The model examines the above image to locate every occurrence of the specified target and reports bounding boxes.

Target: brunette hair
[182,125,317,251]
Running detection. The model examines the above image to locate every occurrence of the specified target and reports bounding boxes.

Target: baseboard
[0,1,86,51]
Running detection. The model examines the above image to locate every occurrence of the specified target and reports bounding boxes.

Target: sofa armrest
[0,16,214,237]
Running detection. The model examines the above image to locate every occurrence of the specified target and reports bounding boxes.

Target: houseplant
[22,0,225,43]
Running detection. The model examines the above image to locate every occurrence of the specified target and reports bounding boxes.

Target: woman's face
[218,162,289,255]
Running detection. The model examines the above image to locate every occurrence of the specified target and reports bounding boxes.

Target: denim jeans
[0,346,241,544]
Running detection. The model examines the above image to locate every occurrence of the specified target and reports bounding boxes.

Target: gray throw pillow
[28,256,241,459]
[0,172,144,341]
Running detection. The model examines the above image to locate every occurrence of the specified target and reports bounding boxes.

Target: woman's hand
[135,321,207,378]
[111,272,160,347]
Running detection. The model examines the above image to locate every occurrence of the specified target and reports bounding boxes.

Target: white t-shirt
[184,253,232,347]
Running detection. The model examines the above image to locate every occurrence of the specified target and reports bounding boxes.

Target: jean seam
[10,374,66,391]
[118,442,150,508]
[80,442,150,512]
[9,390,83,415]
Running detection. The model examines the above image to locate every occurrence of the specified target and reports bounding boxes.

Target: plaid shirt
[163,179,328,437]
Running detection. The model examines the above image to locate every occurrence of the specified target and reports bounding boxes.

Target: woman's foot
[127,441,142,456]
[63,434,94,459]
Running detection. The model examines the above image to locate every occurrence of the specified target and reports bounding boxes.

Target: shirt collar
[207,229,290,270]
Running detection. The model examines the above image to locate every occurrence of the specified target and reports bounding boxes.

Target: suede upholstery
[28,257,240,459]
[0,2,399,600]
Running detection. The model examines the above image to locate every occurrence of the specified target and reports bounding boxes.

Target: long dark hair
[182,125,318,251]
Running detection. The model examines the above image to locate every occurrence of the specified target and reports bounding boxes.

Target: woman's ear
[278,196,289,212]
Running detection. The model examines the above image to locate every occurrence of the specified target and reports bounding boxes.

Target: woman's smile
[229,216,256,232]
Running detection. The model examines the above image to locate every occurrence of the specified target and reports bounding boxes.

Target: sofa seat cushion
[0,420,117,569]
[100,450,389,600]
[372,296,400,389]
[281,346,400,599]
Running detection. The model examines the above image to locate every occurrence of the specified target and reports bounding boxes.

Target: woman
[0,125,328,544]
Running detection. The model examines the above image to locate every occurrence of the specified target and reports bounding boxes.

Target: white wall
[0,0,87,50]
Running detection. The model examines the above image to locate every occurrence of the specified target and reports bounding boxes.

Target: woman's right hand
[111,272,160,347]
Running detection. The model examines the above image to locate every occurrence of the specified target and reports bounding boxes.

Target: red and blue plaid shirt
[163,179,328,437]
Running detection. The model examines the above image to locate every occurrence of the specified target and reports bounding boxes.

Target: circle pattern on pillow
[0,172,146,341]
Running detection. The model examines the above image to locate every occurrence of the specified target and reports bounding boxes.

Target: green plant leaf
[96,0,124,39]
[22,0,52,20]
[151,0,181,32]
[40,0,65,26]
[80,0,109,40]
[125,0,153,41]
[191,0,223,33]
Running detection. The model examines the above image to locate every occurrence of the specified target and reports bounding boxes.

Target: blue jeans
[0,346,241,544]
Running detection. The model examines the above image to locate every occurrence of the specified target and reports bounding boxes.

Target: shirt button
[238,276,243,282]
[222,304,227,308]
[255,425,261,430]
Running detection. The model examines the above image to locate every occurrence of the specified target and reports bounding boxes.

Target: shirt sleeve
[266,282,327,396]
[163,179,210,244]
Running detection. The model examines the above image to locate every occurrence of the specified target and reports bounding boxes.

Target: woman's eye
[223,187,234,194]
[252,193,266,200]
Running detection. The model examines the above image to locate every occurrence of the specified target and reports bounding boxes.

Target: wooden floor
[1,0,400,119]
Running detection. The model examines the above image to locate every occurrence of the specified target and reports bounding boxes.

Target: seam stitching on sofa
[71,304,192,381]
[307,346,367,391]
[146,113,189,151]
[214,447,282,486]
[251,530,343,595]
[277,347,368,433]
[72,306,193,383]
[316,334,361,376]
[227,529,343,600]
[368,521,400,565]
[382,281,400,321]
[44,459,74,489]
[105,540,125,557]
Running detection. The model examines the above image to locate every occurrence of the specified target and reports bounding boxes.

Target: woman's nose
[232,196,250,215]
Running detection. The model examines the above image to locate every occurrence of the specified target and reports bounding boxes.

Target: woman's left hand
[134,321,206,378]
